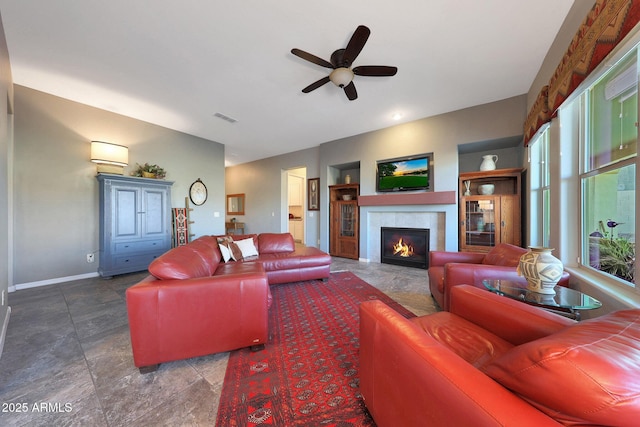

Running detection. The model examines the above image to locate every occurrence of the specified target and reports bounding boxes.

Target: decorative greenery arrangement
[131,163,167,179]
[596,237,635,283]
[589,220,635,283]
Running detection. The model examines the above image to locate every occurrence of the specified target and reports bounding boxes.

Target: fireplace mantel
[358,191,456,206]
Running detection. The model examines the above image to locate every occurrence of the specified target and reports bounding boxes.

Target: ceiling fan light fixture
[329,67,354,87]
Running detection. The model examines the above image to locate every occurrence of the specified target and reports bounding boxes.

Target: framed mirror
[227,193,245,215]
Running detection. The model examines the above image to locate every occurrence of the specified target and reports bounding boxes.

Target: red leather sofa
[126,232,331,372]
[360,285,640,427]
[428,243,569,310]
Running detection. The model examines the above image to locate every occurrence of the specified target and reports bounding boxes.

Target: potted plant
[131,163,167,179]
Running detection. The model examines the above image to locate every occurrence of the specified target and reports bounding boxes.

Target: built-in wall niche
[458,136,524,173]
[329,161,361,185]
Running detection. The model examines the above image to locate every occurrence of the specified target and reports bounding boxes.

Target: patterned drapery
[524,0,640,145]
[523,85,549,143]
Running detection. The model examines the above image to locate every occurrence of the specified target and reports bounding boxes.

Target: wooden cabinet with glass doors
[459,168,522,252]
[329,184,359,259]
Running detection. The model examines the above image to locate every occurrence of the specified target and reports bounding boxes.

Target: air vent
[213,112,238,123]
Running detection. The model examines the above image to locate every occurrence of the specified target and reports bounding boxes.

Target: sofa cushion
[482,310,640,426]
[258,233,295,254]
[228,242,243,261]
[192,236,223,264]
[216,236,235,262]
[412,312,514,368]
[218,243,232,262]
[257,252,301,271]
[148,246,213,280]
[482,243,527,266]
[226,234,259,248]
[235,237,259,259]
[188,239,222,272]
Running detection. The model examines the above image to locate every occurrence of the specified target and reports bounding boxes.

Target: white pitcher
[480,155,498,171]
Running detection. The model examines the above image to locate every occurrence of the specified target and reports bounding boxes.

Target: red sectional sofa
[428,243,570,311]
[126,232,331,372]
[360,285,640,426]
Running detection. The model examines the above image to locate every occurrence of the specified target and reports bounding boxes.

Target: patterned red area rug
[215,271,416,426]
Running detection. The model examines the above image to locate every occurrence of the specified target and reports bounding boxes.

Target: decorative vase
[480,155,499,171]
[345,174,351,184]
[142,171,155,178]
[517,247,564,294]
[463,180,471,196]
[478,184,495,195]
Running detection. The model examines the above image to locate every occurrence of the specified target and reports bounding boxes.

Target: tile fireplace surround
[365,211,445,263]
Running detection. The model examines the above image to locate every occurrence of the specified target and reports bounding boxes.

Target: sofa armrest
[126,270,270,368]
[441,263,522,310]
[429,250,485,267]
[359,300,561,427]
[449,285,575,346]
[444,262,524,286]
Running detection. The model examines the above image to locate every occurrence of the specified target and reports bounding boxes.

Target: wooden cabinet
[97,174,173,277]
[329,184,359,259]
[289,219,303,242]
[459,168,522,252]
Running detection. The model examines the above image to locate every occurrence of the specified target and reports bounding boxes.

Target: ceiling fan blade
[291,48,333,69]
[343,81,358,101]
[353,65,398,77]
[302,76,331,93]
[342,25,370,66]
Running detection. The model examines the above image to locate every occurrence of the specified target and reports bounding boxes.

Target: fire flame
[392,238,414,257]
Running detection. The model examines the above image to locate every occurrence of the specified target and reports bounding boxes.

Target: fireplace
[380,227,430,269]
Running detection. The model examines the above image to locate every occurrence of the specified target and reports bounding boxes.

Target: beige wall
[0,10,13,351]
[12,86,225,286]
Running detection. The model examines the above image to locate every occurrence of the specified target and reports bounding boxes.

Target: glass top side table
[482,279,602,320]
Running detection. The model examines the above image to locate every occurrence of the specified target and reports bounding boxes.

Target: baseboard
[0,306,11,360]
[358,257,370,263]
[9,272,100,292]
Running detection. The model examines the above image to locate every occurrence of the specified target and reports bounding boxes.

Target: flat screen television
[376,153,433,192]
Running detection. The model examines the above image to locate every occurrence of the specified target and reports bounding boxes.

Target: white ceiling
[0,0,575,165]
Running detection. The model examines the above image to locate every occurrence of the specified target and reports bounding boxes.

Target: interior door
[286,168,306,244]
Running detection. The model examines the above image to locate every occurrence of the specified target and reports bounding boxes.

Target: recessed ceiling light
[392,113,403,121]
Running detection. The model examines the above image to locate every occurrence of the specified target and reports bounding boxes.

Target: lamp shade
[90,141,128,166]
[329,67,354,87]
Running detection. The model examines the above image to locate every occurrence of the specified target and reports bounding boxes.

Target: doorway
[286,167,306,244]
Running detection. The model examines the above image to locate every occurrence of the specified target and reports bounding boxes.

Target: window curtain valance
[524,0,640,145]
[524,85,550,143]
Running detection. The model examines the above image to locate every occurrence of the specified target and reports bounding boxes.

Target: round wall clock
[189,178,208,206]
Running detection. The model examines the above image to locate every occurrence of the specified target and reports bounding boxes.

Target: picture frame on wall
[308,178,319,211]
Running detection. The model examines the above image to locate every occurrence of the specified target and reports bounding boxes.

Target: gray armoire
[97,174,173,277]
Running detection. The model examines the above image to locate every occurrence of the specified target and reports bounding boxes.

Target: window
[581,51,637,286]
[529,125,551,247]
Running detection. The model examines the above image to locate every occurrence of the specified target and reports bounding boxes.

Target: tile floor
[0,258,438,426]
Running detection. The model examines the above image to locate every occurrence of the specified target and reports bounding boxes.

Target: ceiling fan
[291,25,398,101]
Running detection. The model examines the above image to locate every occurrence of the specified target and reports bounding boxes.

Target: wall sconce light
[90,141,128,175]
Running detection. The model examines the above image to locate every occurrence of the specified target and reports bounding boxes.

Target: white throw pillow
[218,243,232,262]
[235,237,259,258]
